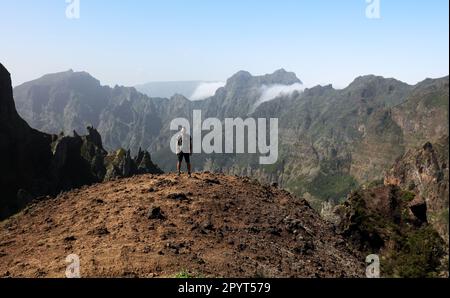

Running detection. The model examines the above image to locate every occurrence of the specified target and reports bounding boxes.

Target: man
[176,127,193,177]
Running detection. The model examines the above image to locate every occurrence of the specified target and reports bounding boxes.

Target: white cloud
[190,82,226,101]
[249,83,304,114]
[258,83,305,104]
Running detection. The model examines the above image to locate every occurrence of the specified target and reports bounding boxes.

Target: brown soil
[0,172,364,278]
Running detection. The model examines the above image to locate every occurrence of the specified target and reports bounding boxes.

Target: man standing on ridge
[176,127,193,177]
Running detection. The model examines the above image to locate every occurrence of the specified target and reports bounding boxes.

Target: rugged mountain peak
[303,84,334,96]
[0,63,10,79]
[343,74,412,107]
[347,75,409,90]
[226,70,253,86]
[34,69,100,87]
[0,63,21,122]
[226,69,302,89]
[263,68,302,85]
[170,93,190,103]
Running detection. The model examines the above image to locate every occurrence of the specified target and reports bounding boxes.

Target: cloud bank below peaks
[259,83,305,103]
[190,82,226,101]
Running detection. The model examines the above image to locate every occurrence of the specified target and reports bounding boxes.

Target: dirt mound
[0,173,364,277]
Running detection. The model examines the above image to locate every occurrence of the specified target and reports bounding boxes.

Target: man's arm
[190,136,193,155]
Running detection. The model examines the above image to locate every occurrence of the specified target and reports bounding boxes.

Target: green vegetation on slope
[308,173,358,203]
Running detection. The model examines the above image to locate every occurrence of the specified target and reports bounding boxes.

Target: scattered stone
[283,217,313,235]
[167,192,189,201]
[237,243,247,251]
[64,236,77,242]
[202,220,214,231]
[268,227,282,236]
[294,240,315,255]
[205,178,220,185]
[93,198,105,204]
[249,226,260,234]
[147,206,166,220]
[89,226,110,236]
[155,179,176,188]
[166,242,186,255]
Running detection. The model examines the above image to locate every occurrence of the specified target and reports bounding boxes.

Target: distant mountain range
[12,68,449,209]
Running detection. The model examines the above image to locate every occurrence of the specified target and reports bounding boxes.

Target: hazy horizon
[1,0,449,88]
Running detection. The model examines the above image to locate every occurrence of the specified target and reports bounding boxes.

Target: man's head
[181,127,186,135]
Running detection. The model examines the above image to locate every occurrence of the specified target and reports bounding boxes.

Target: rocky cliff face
[384,136,449,244]
[391,77,449,148]
[0,63,162,220]
[332,138,449,277]
[333,184,446,277]
[0,63,54,219]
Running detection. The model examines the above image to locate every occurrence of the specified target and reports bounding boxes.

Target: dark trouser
[177,152,190,164]
[177,152,192,175]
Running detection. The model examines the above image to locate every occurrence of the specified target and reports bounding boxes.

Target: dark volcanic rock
[104,148,163,181]
[0,63,54,219]
[147,206,166,220]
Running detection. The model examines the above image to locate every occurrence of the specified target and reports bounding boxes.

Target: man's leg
[177,153,182,175]
[185,153,192,176]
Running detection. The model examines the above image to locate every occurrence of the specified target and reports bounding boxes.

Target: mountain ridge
[12,68,449,208]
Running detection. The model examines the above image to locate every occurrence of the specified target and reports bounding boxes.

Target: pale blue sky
[0,0,448,88]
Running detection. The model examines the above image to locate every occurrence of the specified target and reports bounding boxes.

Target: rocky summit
[0,172,364,278]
